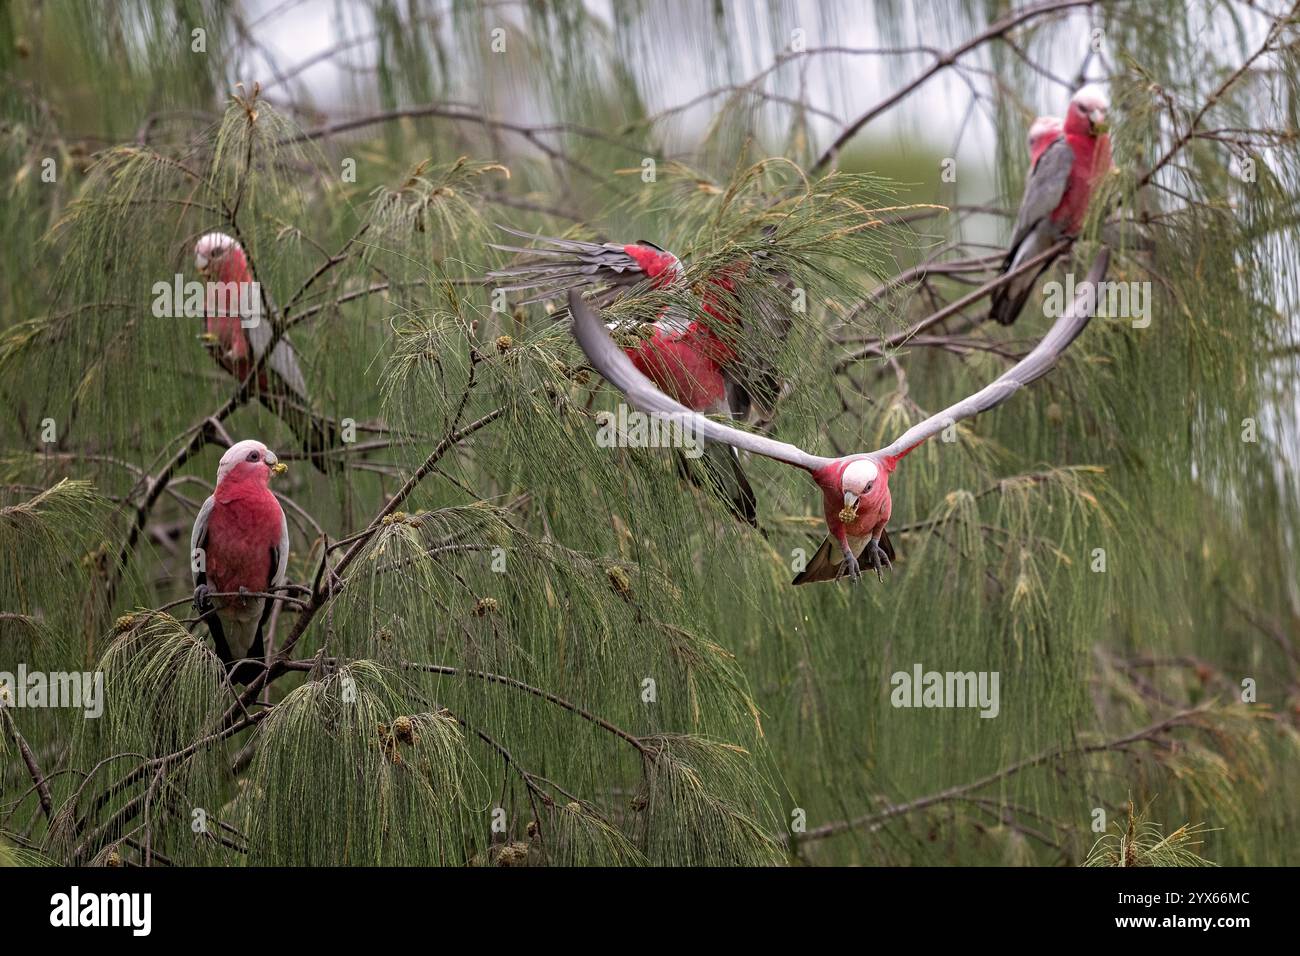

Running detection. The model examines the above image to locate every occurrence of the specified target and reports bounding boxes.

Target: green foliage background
[0,0,1297,866]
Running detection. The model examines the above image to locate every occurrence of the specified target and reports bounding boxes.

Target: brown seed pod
[392,715,417,745]
[606,565,632,597]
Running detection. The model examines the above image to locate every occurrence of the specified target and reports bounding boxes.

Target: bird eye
[246,451,260,462]
[866,482,873,492]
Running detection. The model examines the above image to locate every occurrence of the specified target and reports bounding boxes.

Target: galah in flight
[989,86,1112,326]
[568,250,1108,584]
[194,232,338,472]
[191,439,289,683]
[490,228,793,527]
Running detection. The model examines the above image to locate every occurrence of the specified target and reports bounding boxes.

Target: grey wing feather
[568,292,831,472]
[875,249,1109,460]
[191,496,215,587]
[247,319,311,401]
[272,504,289,588]
[1008,138,1073,252]
[488,227,651,306]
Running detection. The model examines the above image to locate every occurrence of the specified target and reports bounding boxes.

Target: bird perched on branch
[489,227,793,528]
[990,86,1112,325]
[191,439,289,683]
[568,250,1109,584]
[194,232,339,472]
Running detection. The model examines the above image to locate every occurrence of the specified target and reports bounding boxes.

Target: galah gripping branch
[194,232,340,472]
[569,250,1110,584]
[190,439,290,684]
[990,86,1113,325]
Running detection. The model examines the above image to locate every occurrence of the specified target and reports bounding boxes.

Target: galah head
[1028,115,1063,153]
[216,439,286,485]
[194,232,241,279]
[840,458,880,510]
[1067,84,1109,137]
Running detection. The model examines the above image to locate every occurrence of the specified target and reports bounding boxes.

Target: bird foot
[839,552,862,584]
[866,540,892,582]
[192,583,212,612]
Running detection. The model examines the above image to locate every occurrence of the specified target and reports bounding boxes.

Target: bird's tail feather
[257,392,341,474]
[791,530,896,585]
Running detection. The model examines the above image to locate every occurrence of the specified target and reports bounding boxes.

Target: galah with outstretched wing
[990,86,1112,325]
[195,232,338,472]
[191,439,289,683]
[489,228,795,528]
[568,250,1108,584]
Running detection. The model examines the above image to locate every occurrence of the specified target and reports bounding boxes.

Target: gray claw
[866,541,892,582]
[192,583,212,612]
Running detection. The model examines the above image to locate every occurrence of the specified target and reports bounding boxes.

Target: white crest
[842,458,879,494]
[217,439,276,481]
[194,231,238,269]
[1070,83,1109,113]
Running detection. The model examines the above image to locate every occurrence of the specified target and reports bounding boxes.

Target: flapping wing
[488,227,659,306]
[190,495,215,588]
[568,291,831,472]
[876,249,1109,461]
[1007,137,1073,254]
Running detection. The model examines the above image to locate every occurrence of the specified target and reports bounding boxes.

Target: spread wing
[190,495,215,588]
[875,249,1109,461]
[568,291,831,472]
[488,227,661,306]
[1007,137,1073,255]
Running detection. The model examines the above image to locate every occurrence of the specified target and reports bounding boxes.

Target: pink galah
[568,249,1108,584]
[1027,115,1064,164]
[990,86,1113,325]
[191,439,289,683]
[194,233,338,472]
[490,228,794,528]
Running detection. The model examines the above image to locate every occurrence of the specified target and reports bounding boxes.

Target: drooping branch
[811,0,1101,174]
[789,705,1212,846]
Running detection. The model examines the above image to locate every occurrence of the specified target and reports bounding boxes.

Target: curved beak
[843,490,859,508]
[266,451,287,476]
[195,256,209,279]
[1089,109,1108,134]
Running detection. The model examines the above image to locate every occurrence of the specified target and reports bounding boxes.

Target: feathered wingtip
[486,225,648,306]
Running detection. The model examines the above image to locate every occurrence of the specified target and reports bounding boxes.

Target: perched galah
[1027,115,1064,164]
[490,228,795,528]
[194,233,338,472]
[990,86,1112,325]
[568,250,1108,584]
[191,439,289,683]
